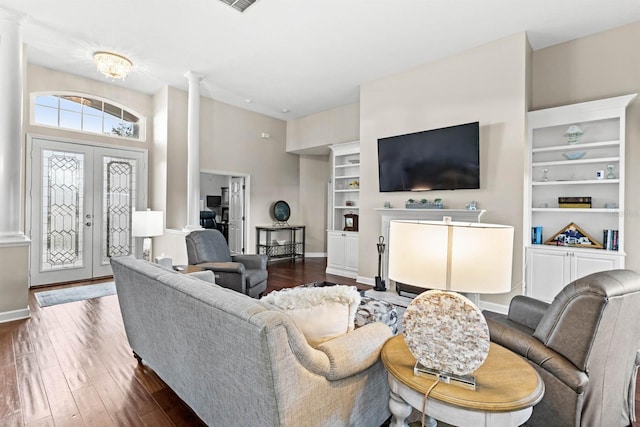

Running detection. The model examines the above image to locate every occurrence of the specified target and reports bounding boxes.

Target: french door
[28,136,146,286]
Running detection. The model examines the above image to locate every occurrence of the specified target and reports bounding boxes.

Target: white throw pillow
[261,285,361,347]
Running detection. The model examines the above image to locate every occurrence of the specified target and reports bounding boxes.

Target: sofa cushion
[261,285,361,347]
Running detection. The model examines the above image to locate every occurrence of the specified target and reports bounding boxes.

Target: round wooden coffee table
[381,335,544,427]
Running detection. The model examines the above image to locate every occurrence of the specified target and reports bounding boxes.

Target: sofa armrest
[196,261,245,274]
[186,270,216,283]
[315,322,392,381]
[232,254,267,270]
[508,295,550,330]
[196,262,246,293]
[487,317,588,393]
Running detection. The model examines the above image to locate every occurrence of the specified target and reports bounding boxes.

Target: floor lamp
[388,218,514,388]
[132,209,164,261]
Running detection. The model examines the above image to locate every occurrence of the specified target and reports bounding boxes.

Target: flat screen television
[377,121,479,192]
[206,195,222,208]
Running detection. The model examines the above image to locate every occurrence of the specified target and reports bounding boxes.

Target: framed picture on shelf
[344,213,359,232]
[544,222,603,249]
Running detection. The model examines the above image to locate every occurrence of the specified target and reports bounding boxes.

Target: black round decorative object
[273,200,291,222]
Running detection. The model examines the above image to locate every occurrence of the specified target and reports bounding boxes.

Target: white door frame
[200,168,251,253]
[26,134,148,286]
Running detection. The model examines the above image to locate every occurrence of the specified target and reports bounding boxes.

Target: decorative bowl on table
[562,151,586,160]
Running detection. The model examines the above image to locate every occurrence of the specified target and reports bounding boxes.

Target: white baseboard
[0,307,30,323]
[305,252,326,258]
[357,275,375,286]
[325,266,357,279]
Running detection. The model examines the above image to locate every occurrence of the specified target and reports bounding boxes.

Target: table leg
[389,390,413,427]
[389,390,438,427]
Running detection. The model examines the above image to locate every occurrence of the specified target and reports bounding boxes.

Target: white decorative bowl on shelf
[276,240,286,245]
[562,151,586,160]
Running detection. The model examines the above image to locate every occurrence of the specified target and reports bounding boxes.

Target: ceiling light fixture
[219,0,257,13]
[93,51,132,80]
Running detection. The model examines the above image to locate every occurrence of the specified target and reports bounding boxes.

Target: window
[32,93,145,141]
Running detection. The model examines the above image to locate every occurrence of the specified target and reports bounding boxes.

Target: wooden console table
[381,335,544,427]
[255,225,305,262]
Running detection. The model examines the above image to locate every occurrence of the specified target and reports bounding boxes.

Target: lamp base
[414,361,476,390]
[141,237,152,262]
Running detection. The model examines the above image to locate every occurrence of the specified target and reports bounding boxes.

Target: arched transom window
[31,92,145,141]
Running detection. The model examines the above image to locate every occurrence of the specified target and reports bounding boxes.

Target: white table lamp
[388,218,514,388]
[132,209,164,261]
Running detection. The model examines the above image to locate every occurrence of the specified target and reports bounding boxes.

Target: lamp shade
[132,210,164,237]
[388,220,514,294]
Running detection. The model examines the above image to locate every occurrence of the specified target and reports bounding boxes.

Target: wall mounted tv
[377,121,480,192]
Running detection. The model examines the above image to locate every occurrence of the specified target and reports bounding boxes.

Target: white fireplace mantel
[374,208,486,288]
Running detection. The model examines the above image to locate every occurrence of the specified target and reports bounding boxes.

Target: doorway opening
[200,170,250,255]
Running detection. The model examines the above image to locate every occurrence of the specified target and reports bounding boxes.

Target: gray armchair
[185,229,268,298]
[485,269,640,427]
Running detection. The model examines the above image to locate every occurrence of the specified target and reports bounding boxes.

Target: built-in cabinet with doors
[525,94,636,302]
[326,141,359,278]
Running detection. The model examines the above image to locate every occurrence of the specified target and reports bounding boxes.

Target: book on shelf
[558,196,592,203]
[603,229,619,251]
[559,203,592,208]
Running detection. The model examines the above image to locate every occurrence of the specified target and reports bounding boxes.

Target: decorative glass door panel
[30,138,146,286]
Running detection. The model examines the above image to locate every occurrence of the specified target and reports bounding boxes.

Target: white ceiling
[1,0,639,121]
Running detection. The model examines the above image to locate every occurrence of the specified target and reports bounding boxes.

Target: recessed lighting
[281,108,289,113]
[245,99,252,103]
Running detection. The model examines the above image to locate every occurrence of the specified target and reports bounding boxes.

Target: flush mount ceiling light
[93,51,132,80]
[219,0,257,12]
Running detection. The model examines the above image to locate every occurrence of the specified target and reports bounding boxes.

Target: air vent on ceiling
[219,0,257,12]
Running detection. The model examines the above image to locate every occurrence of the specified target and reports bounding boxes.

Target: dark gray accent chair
[186,229,268,298]
[485,269,640,427]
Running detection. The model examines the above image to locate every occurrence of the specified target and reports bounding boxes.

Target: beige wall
[298,154,330,254]
[531,21,640,271]
[0,244,29,321]
[286,102,360,153]
[199,97,296,254]
[360,33,530,306]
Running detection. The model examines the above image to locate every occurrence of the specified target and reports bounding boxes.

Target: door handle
[85,222,92,226]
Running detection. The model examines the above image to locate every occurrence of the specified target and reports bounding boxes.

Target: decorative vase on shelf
[607,165,616,179]
[564,125,584,144]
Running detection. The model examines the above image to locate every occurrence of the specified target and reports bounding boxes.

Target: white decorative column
[0,9,27,242]
[0,9,30,323]
[183,71,205,231]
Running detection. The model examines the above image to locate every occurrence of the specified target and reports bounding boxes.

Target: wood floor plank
[11,321,34,358]
[140,409,175,427]
[61,368,91,393]
[15,354,51,425]
[0,364,21,419]
[39,366,82,426]
[46,328,83,371]
[151,388,207,427]
[24,416,54,427]
[0,412,23,427]
[71,385,114,426]
[0,328,15,367]
[92,373,145,427]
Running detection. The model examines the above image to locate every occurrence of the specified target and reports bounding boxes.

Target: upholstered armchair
[485,269,640,427]
[185,229,268,298]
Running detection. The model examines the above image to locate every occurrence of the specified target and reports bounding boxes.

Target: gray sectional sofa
[110,255,392,426]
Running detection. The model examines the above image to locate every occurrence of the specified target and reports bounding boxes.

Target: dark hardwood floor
[1,258,638,426]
